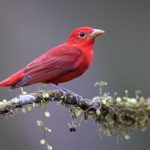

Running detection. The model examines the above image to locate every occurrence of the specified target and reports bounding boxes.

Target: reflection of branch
[0,88,150,139]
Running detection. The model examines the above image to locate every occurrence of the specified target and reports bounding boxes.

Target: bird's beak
[90,29,105,38]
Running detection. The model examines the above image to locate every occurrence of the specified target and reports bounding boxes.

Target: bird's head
[67,26,105,46]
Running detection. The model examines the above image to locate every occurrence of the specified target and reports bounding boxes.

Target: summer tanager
[0,26,104,89]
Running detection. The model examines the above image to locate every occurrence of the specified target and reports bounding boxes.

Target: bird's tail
[0,69,24,87]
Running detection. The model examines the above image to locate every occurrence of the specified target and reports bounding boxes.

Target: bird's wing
[11,44,83,89]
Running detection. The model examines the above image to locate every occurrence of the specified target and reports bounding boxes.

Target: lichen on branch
[0,82,150,140]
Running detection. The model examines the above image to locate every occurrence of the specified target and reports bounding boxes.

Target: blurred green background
[0,0,150,150]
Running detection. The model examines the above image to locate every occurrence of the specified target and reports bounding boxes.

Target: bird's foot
[59,88,81,104]
[48,84,68,100]
[49,84,81,103]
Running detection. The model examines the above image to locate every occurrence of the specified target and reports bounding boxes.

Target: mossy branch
[0,83,150,140]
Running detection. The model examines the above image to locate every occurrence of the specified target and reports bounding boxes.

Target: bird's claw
[59,88,69,100]
[49,83,81,102]
[62,89,81,104]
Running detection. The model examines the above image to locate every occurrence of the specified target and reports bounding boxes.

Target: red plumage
[0,27,104,89]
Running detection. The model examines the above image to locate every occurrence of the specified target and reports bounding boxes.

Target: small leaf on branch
[44,111,51,118]
[40,139,46,145]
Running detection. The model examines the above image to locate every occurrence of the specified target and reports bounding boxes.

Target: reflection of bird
[0,27,104,89]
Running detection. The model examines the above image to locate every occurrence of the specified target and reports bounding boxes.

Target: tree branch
[0,90,94,114]
[0,86,150,139]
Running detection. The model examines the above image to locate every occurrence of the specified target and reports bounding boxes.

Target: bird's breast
[79,45,94,69]
[49,45,94,84]
[54,50,93,83]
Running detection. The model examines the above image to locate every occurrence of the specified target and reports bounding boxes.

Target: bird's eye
[79,32,85,37]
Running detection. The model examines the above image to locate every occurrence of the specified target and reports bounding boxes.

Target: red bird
[0,27,104,89]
